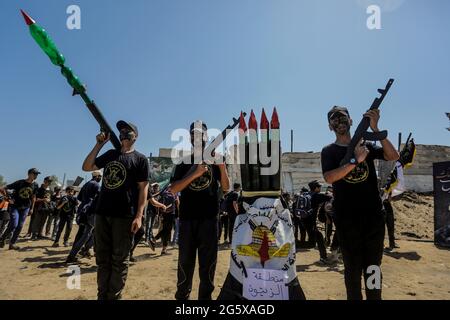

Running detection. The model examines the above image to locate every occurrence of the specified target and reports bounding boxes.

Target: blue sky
[1,0,449,184]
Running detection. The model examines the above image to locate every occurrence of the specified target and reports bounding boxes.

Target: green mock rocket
[21,9,121,150]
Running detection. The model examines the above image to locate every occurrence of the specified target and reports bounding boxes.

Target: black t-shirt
[6,180,38,209]
[311,192,332,216]
[77,179,101,206]
[170,162,221,220]
[35,186,53,211]
[147,191,161,215]
[51,194,61,204]
[95,149,149,218]
[226,191,240,215]
[159,190,177,215]
[321,142,385,215]
[59,195,78,216]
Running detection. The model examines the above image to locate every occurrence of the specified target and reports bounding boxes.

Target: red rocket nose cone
[20,9,35,26]
[270,107,279,129]
[248,110,258,130]
[239,112,247,132]
[260,108,269,129]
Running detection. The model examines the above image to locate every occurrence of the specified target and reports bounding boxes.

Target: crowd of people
[0,105,400,300]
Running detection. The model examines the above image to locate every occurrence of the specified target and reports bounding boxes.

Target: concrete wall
[160,144,450,193]
[281,144,450,193]
[281,152,324,193]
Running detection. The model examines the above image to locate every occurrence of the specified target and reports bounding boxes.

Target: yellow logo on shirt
[189,165,212,191]
[63,200,72,213]
[19,187,33,199]
[344,161,369,184]
[103,161,127,189]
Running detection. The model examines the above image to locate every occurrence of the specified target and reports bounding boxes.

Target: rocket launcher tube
[239,112,251,192]
[248,110,260,191]
[259,108,271,190]
[268,107,281,191]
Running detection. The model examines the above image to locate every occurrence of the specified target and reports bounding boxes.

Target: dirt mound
[391,192,434,240]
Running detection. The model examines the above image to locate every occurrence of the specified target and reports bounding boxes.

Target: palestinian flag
[399,138,416,168]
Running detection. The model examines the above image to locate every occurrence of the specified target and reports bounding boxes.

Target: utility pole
[290,129,293,153]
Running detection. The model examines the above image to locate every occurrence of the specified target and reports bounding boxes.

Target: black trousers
[335,211,385,300]
[325,217,333,246]
[227,213,237,244]
[95,214,134,300]
[0,210,11,240]
[292,215,302,242]
[218,214,229,242]
[383,201,396,248]
[31,209,50,237]
[155,214,174,247]
[130,226,145,258]
[330,229,340,251]
[27,212,36,235]
[175,218,218,300]
[74,223,85,245]
[54,213,73,244]
[301,214,327,259]
[145,210,156,240]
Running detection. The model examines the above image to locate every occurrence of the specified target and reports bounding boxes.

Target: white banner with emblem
[229,197,297,291]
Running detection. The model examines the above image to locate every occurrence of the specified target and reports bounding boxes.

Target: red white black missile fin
[270,107,279,129]
[20,9,36,26]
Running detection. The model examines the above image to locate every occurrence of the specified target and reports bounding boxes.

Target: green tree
[48,175,60,190]
[0,175,6,188]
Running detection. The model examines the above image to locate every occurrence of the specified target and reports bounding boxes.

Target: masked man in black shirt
[53,186,78,247]
[169,120,230,300]
[308,180,331,264]
[82,121,149,300]
[31,176,54,240]
[321,106,399,300]
[0,168,39,250]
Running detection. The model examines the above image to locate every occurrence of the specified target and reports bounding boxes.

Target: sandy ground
[0,193,449,300]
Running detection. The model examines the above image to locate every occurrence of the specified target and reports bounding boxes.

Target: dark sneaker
[65,256,79,264]
[9,244,20,251]
[319,257,333,265]
[63,242,69,247]
[0,240,5,248]
[148,239,156,251]
[52,242,59,248]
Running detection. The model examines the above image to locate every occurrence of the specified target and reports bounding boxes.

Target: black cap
[28,168,41,175]
[44,176,53,182]
[116,120,138,136]
[308,180,322,190]
[190,120,208,133]
[301,187,309,193]
[328,106,350,122]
